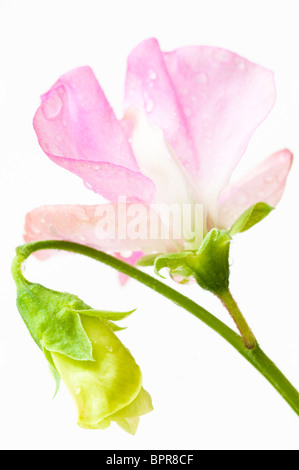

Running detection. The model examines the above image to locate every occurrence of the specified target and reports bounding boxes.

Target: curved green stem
[14,240,299,416]
[219,290,256,350]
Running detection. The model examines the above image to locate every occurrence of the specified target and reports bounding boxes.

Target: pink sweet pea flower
[25,38,293,261]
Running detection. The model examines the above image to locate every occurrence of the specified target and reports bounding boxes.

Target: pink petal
[125,38,276,204]
[34,66,155,202]
[217,149,293,228]
[115,252,144,286]
[48,157,155,202]
[24,204,172,254]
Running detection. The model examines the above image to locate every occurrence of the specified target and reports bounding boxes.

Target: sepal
[229,202,274,236]
[154,252,194,283]
[15,282,94,361]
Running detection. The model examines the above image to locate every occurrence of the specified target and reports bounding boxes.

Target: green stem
[14,240,299,416]
[219,290,256,350]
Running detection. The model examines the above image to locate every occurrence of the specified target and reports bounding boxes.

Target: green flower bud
[51,315,153,434]
[12,249,153,434]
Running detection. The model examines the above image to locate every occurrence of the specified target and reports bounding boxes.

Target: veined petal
[48,157,155,203]
[34,66,154,202]
[51,315,144,429]
[125,39,199,179]
[24,204,174,254]
[217,149,293,229]
[34,66,137,169]
[125,38,276,209]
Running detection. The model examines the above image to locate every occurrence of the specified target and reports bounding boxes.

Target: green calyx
[154,202,274,295]
[185,229,231,294]
[154,230,231,294]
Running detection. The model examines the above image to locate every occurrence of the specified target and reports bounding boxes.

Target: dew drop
[235,58,246,71]
[42,94,63,120]
[148,69,157,81]
[120,250,133,259]
[72,206,89,221]
[214,49,231,63]
[265,175,273,184]
[196,72,208,86]
[236,192,248,206]
[276,173,285,184]
[106,346,113,353]
[84,181,93,190]
[145,95,154,113]
[74,387,81,396]
[258,190,265,199]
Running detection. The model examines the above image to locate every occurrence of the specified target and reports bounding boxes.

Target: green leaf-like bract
[136,253,163,267]
[154,252,194,282]
[16,282,95,361]
[229,202,274,236]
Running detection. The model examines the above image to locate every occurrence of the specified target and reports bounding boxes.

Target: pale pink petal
[48,157,155,202]
[125,38,276,205]
[34,66,154,202]
[24,204,172,254]
[125,39,199,178]
[217,149,293,229]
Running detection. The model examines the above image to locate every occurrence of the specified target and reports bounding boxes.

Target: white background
[1,0,299,450]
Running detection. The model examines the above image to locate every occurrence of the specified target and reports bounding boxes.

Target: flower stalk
[13,240,299,417]
[219,290,256,350]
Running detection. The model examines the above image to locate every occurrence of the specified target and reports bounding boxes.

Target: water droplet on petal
[258,190,266,199]
[72,206,89,221]
[148,69,157,80]
[42,94,63,120]
[276,173,285,184]
[120,250,133,259]
[235,58,246,71]
[214,49,231,63]
[196,72,208,85]
[144,92,154,113]
[84,182,93,190]
[74,387,81,396]
[236,192,248,206]
[265,175,273,184]
[106,346,113,353]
